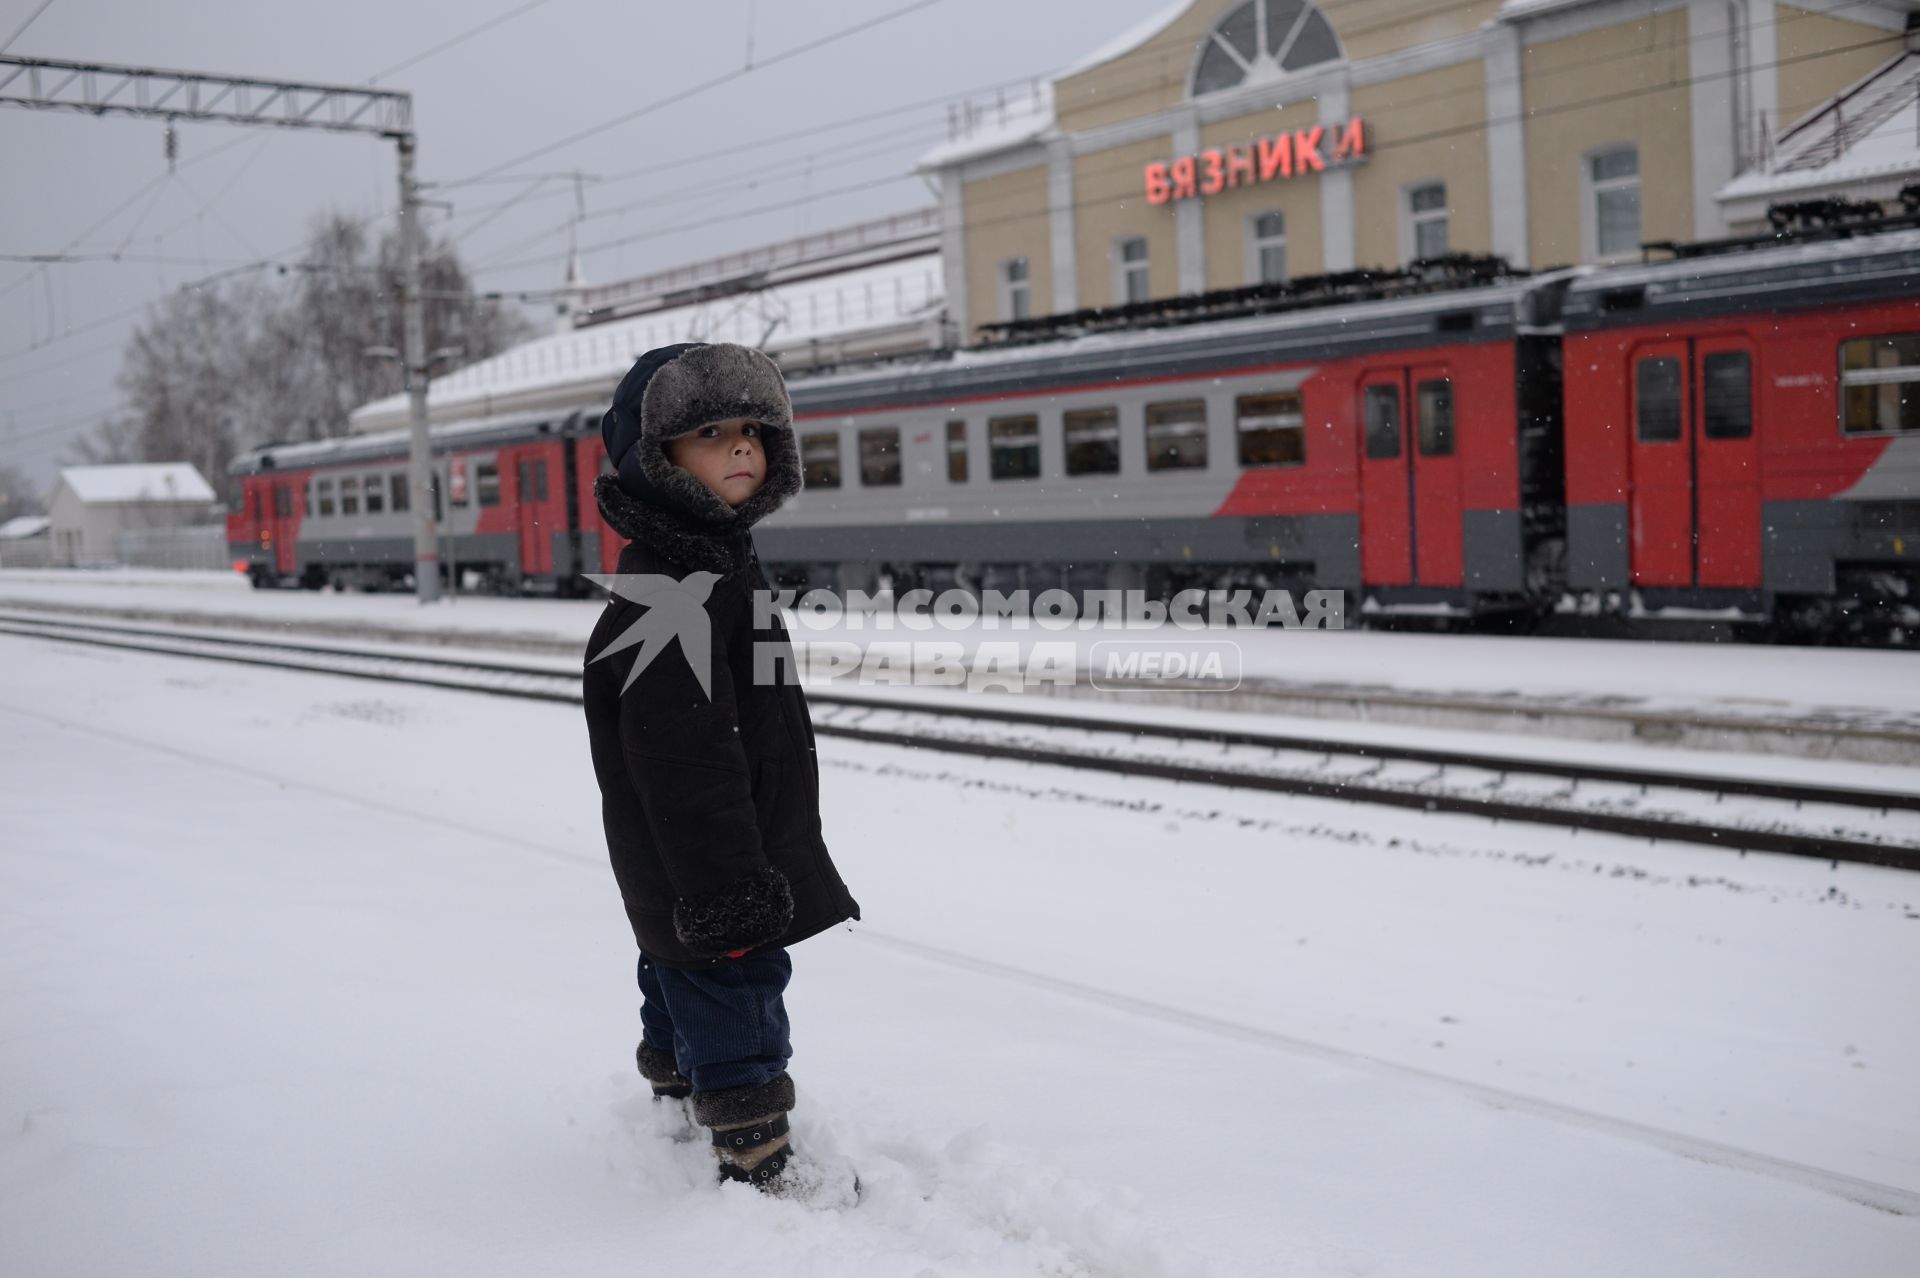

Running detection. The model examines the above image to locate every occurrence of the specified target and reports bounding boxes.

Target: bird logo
[583,571,723,699]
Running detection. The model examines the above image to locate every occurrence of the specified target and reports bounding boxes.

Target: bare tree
[91,209,534,480]
[0,462,43,521]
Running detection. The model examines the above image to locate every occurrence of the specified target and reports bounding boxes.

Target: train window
[302,483,311,518]
[316,478,336,517]
[1840,334,1920,435]
[1635,357,1683,442]
[476,462,501,507]
[273,485,292,519]
[340,475,360,516]
[1416,380,1454,457]
[364,472,385,514]
[227,484,245,515]
[1702,353,1753,440]
[1363,385,1401,459]
[801,432,842,488]
[946,421,968,483]
[390,473,410,514]
[989,415,1041,479]
[1063,408,1120,476]
[532,460,549,502]
[1236,392,1306,467]
[859,427,902,486]
[1145,400,1208,471]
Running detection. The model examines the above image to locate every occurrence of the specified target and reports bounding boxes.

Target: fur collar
[595,473,753,575]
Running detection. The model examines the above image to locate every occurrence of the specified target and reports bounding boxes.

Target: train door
[515,453,551,576]
[1692,338,1760,587]
[1627,340,1760,588]
[1408,365,1462,586]
[1357,364,1463,588]
[270,480,298,575]
[1359,372,1412,585]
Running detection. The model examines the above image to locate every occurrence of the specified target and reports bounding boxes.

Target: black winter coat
[583,518,861,969]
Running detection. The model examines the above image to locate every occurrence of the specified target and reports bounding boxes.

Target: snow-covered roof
[1056,0,1195,80]
[0,514,50,540]
[350,252,945,433]
[1721,53,1920,204]
[1497,0,1602,19]
[916,82,1057,170]
[58,463,214,505]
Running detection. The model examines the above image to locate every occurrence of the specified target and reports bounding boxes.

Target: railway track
[3,610,1915,871]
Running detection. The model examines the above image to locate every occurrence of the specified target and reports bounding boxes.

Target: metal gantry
[0,53,445,602]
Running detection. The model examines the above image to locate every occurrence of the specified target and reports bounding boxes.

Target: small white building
[47,463,217,568]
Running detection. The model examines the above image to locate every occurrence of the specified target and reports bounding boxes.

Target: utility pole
[0,54,444,602]
[394,133,440,600]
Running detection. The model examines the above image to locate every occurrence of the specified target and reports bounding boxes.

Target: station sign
[1145,118,1367,205]
[449,456,468,504]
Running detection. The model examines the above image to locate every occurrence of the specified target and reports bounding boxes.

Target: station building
[920,0,1920,338]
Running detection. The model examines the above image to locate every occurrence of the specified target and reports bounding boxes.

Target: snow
[2,632,1918,1275]
[3,568,1919,740]
[0,515,49,540]
[56,463,215,505]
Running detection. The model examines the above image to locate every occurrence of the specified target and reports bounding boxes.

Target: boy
[581,342,861,1193]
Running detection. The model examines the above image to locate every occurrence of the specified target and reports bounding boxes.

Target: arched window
[1193,0,1342,98]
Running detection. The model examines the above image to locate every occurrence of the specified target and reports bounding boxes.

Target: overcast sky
[0,0,1178,489]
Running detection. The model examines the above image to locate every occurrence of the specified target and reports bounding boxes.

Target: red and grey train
[227,207,1920,639]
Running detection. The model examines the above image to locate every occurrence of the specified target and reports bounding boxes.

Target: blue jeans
[637,948,793,1094]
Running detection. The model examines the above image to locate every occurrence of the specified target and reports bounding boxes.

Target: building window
[1193,0,1343,96]
[475,461,501,507]
[1063,407,1121,475]
[1000,258,1030,322]
[1236,392,1306,466]
[1635,357,1683,442]
[859,426,901,486]
[363,473,385,514]
[339,475,360,517]
[1407,182,1448,261]
[1588,145,1641,259]
[1114,237,1150,304]
[390,473,410,514]
[1702,352,1753,440]
[1145,400,1208,471]
[946,421,969,482]
[1251,212,1286,285]
[800,431,842,488]
[1840,334,1920,434]
[989,415,1041,479]
[1415,380,1454,456]
[1363,385,1401,459]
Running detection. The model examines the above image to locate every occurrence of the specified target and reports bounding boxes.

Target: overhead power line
[436,0,945,190]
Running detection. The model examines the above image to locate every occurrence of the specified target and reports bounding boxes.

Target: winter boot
[694,1072,795,1189]
[635,1039,691,1100]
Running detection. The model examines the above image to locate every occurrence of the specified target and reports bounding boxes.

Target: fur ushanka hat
[595,342,803,574]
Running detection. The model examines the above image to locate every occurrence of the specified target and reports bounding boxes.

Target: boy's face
[663,417,766,508]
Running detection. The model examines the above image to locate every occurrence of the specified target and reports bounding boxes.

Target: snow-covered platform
[2,629,1916,1276]
[4,567,1918,762]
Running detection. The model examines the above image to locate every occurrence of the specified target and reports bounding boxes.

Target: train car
[765,265,1567,618]
[1560,220,1920,639]
[226,411,602,594]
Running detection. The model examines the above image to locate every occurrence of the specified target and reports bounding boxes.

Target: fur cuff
[595,473,748,575]
[672,866,794,959]
[693,1071,795,1128]
[635,1038,687,1087]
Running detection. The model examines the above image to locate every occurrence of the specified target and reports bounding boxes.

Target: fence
[115,525,228,571]
[0,537,51,569]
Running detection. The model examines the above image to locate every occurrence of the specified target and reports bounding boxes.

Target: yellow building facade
[922,0,1918,338]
